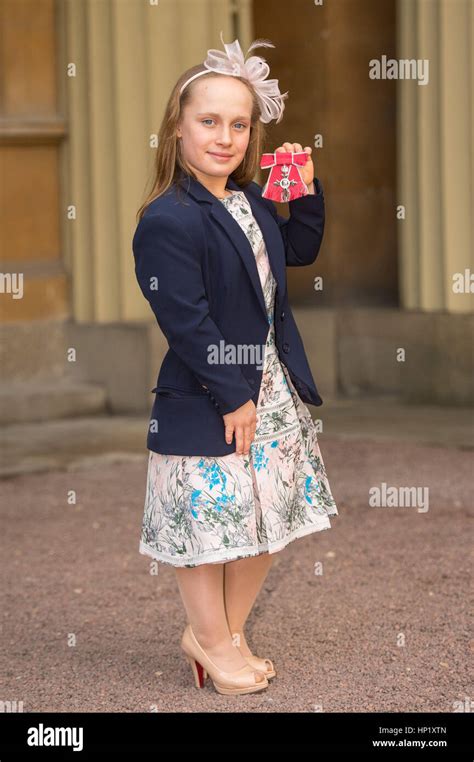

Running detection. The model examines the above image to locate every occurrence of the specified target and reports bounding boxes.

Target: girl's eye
[201,119,247,130]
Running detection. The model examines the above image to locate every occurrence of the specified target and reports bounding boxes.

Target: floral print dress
[139,190,338,568]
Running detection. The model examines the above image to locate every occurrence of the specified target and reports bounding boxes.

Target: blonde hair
[136,65,267,221]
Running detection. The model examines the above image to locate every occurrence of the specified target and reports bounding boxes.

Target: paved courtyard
[1,397,472,712]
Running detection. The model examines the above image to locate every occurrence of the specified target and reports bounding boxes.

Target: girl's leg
[174,563,255,672]
[223,552,275,656]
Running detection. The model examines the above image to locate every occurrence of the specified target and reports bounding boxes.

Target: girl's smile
[208,151,234,161]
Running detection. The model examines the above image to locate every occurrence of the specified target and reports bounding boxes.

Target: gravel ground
[0,436,472,713]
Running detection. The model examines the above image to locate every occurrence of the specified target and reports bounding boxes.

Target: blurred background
[1,0,473,473]
[0,0,473,717]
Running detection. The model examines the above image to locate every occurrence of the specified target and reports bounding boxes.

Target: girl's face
[177,76,253,186]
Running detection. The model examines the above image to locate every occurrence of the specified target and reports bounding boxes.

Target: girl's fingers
[225,423,234,445]
[243,425,253,455]
[235,425,244,455]
[276,142,310,153]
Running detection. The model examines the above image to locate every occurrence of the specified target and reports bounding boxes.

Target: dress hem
[139,512,338,568]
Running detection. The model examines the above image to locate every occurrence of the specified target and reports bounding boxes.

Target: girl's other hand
[275,142,314,188]
[223,399,257,455]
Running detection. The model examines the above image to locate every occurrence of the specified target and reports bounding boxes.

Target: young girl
[133,33,338,696]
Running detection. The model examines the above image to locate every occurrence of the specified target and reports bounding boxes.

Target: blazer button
[283,342,290,353]
[280,311,285,320]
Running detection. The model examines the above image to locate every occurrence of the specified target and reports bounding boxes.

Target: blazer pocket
[151,385,208,398]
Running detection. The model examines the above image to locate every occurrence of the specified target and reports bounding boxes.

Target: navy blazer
[132,170,326,456]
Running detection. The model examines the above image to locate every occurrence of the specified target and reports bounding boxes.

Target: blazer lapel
[178,172,285,322]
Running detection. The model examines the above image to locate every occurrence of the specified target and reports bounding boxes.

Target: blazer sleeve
[133,212,255,416]
[260,176,325,267]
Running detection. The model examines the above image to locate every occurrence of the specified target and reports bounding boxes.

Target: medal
[260,151,309,202]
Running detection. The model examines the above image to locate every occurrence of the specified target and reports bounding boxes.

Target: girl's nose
[217,130,232,144]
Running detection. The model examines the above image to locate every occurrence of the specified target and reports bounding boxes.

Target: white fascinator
[179,30,289,124]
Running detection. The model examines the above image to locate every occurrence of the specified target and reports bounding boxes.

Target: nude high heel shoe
[231,632,277,679]
[242,654,276,679]
[181,624,269,695]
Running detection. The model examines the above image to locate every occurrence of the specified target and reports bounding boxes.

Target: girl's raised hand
[275,142,314,188]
